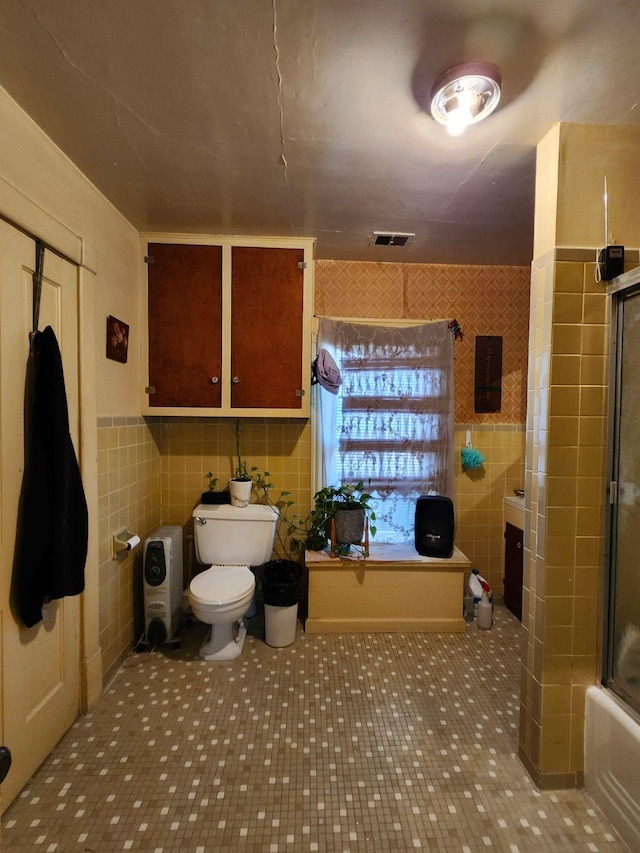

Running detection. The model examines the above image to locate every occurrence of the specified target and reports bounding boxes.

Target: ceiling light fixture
[430,61,502,137]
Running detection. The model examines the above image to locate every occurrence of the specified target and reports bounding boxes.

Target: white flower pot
[229,478,252,508]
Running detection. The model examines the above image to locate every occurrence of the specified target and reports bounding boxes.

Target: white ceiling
[2,0,640,265]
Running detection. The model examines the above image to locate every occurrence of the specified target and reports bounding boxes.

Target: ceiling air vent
[372,231,415,247]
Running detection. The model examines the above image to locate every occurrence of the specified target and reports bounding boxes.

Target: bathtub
[585,685,640,850]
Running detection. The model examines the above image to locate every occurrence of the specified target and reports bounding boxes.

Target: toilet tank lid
[193,503,277,522]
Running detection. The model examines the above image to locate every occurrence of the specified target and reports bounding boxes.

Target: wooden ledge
[305,542,471,570]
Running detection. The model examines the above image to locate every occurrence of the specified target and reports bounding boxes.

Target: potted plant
[228,420,252,507]
[310,481,377,555]
[250,468,309,559]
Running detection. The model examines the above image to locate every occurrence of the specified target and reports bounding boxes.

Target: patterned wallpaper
[315,260,530,424]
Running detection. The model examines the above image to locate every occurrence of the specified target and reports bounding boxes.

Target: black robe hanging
[15,325,88,628]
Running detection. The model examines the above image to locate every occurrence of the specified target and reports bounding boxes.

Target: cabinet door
[230,246,304,409]
[503,522,523,621]
[147,243,222,407]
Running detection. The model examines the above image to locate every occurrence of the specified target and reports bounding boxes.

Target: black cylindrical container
[262,560,303,607]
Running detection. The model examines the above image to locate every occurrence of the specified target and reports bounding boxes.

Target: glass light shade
[430,62,501,135]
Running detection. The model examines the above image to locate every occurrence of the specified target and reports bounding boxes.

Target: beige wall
[521,122,640,788]
[534,123,640,257]
[532,124,561,262]
[0,87,141,418]
[555,125,640,251]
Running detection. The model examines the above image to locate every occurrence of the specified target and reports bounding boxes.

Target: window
[316,318,455,543]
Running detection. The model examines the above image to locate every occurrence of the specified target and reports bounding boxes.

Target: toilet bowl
[189,503,277,661]
[189,565,256,660]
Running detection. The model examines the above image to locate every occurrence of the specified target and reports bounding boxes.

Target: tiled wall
[97,417,162,680]
[148,419,521,597]
[519,252,609,787]
[156,418,312,576]
[455,424,526,593]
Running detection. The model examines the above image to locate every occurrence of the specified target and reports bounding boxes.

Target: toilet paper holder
[112,528,141,559]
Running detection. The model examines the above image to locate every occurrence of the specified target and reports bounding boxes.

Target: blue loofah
[461,446,485,469]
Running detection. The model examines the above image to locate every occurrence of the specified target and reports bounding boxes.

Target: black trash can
[262,560,303,647]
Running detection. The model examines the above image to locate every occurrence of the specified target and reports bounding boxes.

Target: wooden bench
[305,543,471,633]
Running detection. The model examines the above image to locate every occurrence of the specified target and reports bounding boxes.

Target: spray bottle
[477,590,493,630]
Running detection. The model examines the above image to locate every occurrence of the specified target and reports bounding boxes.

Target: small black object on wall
[414,496,455,558]
[597,245,625,281]
[474,335,502,413]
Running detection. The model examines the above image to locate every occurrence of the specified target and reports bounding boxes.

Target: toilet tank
[193,503,277,566]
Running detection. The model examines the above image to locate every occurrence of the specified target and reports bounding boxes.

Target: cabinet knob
[232,376,241,384]
[516,541,522,549]
[209,376,219,384]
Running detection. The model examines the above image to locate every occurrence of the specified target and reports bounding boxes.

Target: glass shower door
[606,281,640,713]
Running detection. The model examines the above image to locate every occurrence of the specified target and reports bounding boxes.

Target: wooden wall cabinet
[142,236,314,417]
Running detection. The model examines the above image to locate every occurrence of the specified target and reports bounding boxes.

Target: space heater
[142,525,184,646]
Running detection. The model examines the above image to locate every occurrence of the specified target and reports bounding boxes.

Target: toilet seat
[189,565,254,607]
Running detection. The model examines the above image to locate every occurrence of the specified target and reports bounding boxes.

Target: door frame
[603,266,640,709]
[0,185,102,719]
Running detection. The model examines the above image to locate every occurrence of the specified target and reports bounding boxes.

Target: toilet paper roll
[125,534,141,550]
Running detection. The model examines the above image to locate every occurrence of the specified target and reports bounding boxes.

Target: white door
[0,219,81,811]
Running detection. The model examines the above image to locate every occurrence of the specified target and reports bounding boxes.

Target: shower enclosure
[604,273,640,712]
[585,268,640,850]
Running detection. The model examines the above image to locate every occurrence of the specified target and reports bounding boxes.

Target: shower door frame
[604,265,640,717]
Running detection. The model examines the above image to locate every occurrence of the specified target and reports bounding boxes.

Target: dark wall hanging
[474,335,502,413]
[106,315,129,363]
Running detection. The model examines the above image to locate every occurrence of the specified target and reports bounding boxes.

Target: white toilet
[189,503,277,660]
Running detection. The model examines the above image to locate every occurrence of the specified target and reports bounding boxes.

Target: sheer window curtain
[314,318,455,544]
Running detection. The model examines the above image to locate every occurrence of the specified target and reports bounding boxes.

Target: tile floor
[2,605,630,852]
